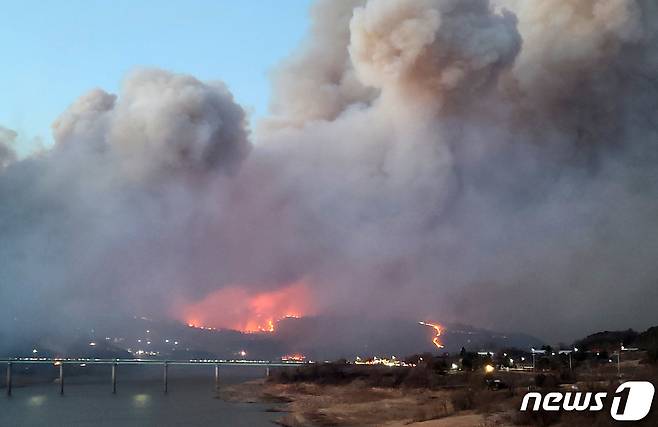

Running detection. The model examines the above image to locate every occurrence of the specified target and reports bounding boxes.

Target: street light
[531,348,546,372]
[558,350,573,371]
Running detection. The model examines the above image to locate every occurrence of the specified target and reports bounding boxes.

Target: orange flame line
[419,321,445,349]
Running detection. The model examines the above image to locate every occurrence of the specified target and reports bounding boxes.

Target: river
[0,367,279,426]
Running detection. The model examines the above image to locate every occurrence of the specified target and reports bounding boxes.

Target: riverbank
[220,379,509,426]
[221,365,658,427]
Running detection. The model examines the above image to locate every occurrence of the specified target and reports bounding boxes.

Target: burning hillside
[180,281,314,333]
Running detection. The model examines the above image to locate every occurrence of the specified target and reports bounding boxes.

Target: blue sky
[0,0,313,155]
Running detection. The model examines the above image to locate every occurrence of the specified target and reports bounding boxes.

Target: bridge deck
[2,358,305,396]
[0,358,306,366]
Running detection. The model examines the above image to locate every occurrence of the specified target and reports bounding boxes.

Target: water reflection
[27,395,47,407]
[132,393,151,408]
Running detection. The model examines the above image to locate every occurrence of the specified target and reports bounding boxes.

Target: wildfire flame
[180,281,313,333]
[281,353,306,362]
[419,321,445,349]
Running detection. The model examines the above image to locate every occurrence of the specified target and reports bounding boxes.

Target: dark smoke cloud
[2,0,658,348]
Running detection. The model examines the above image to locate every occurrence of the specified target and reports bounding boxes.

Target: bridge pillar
[5,362,11,397]
[163,362,168,394]
[112,363,117,394]
[59,364,64,395]
[266,366,270,378]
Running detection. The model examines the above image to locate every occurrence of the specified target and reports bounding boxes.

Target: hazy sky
[0,0,312,155]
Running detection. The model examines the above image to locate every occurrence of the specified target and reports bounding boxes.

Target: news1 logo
[520,381,655,421]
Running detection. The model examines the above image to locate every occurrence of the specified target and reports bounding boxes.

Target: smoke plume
[2,0,658,350]
[0,126,17,168]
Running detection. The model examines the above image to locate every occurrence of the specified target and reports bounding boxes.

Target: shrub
[451,388,477,411]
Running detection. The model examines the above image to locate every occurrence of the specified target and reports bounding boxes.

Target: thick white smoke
[0,126,17,168]
[253,0,658,338]
[349,0,520,107]
[0,69,251,346]
[2,0,658,348]
[53,69,250,179]
[265,0,375,128]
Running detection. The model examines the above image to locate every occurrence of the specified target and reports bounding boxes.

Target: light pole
[531,348,546,373]
[558,350,573,371]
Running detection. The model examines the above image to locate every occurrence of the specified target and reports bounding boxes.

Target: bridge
[1,358,307,396]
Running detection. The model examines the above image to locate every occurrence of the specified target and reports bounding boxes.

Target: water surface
[0,368,278,427]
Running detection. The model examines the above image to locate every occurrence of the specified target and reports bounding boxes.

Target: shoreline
[220,379,496,427]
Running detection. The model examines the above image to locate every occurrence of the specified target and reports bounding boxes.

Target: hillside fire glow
[180,281,313,333]
[419,321,445,349]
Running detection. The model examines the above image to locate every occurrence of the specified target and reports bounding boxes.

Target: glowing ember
[179,281,313,333]
[354,356,415,367]
[187,323,217,331]
[419,321,445,349]
[281,353,306,362]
